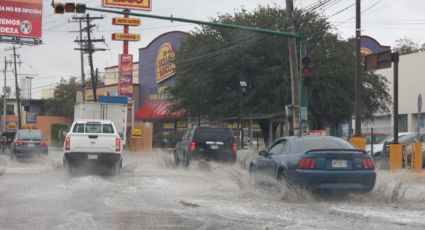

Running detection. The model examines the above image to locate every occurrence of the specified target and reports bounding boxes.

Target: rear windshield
[194,127,234,142]
[73,123,115,134]
[17,130,44,140]
[293,137,355,152]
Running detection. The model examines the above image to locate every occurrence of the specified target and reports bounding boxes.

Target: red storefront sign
[119,54,133,110]
[0,0,43,38]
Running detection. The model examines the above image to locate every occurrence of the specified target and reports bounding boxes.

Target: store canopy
[135,101,183,120]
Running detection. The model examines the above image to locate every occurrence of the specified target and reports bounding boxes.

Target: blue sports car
[249,135,376,191]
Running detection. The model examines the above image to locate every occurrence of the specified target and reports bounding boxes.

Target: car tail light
[190,141,196,151]
[232,143,238,152]
[39,141,48,147]
[115,137,121,152]
[362,158,375,170]
[15,141,24,146]
[298,157,316,169]
[65,136,70,151]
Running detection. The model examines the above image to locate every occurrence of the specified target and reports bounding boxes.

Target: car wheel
[183,152,190,168]
[173,151,180,167]
[249,166,257,187]
[111,162,120,175]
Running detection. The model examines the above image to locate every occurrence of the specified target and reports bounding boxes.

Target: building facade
[363,51,425,135]
[135,31,189,148]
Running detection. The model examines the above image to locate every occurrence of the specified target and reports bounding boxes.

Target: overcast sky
[1,0,425,98]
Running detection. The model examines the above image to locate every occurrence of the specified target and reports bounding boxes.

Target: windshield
[193,127,234,142]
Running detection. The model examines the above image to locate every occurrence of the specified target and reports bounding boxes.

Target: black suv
[174,125,237,167]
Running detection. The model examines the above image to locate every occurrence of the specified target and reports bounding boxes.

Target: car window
[268,140,287,155]
[17,130,44,140]
[102,124,114,133]
[193,127,234,142]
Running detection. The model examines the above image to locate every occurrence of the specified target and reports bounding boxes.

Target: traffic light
[301,56,313,85]
[52,1,85,14]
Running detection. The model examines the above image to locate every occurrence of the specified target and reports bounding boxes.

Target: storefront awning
[135,101,183,120]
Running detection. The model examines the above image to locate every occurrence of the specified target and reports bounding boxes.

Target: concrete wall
[36,116,73,143]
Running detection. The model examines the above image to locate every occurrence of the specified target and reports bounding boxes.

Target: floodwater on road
[0,148,425,230]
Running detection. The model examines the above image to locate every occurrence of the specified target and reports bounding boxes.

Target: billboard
[0,0,43,39]
[119,54,133,110]
[102,0,152,11]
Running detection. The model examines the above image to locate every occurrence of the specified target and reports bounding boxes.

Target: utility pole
[286,0,300,136]
[12,46,22,130]
[73,14,106,103]
[70,16,87,103]
[350,0,366,150]
[3,57,7,132]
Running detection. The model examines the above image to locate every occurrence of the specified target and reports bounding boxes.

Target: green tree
[170,6,391,139]
[45,77,80,117]
[393,37,425,55]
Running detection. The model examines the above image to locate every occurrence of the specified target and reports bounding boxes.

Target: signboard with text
[102,0,152,11]
[112,33,140,41]
[119,54,133,110]
[113,17,141,26]
[156,43,176,83]
[0,0,43,38]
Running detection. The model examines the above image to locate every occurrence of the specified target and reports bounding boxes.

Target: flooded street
[1,148,425,230]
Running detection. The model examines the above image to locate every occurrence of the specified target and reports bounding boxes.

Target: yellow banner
[112,33,140,41]
[103,0,151,11]
[113,17,141,26]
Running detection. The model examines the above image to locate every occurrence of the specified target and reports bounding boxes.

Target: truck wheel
[174,151,180,167]
[112,162,120,175]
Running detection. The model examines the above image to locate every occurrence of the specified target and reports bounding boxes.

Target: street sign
[112,17,141,26]
[364,50,392,71]
[112,33,140,41]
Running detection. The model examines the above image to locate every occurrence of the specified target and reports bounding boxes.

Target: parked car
[366,132,411,156]
[63,120,123,175]
[381,132,424,158]
[249,135,376,192]
[10,129,48,159]
[174,125,238,167]
[1,131,16,153]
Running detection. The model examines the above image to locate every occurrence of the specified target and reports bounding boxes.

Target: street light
[239,81,247,149]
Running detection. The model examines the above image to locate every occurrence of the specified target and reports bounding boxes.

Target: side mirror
[258,150,268,157]
[118,133,124,139]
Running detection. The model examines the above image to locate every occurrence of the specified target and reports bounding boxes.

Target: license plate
[88,154,97,160]
[332,159,347,168]
[28,143,35,147]
[210,145,219,150]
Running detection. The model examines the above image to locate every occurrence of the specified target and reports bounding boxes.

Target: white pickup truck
[63,119,123,174]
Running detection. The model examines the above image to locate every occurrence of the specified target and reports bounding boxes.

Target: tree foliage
[45,77,80,117]
[393,37,425,55]
[170,6,391,133]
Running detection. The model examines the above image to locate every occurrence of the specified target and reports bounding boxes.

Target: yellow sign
[156,43,176,83]
[7,122,16,131]
[131,128,142,138]
[112,33,141,41]
[103,0,151,11]
[113,17,141,26]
